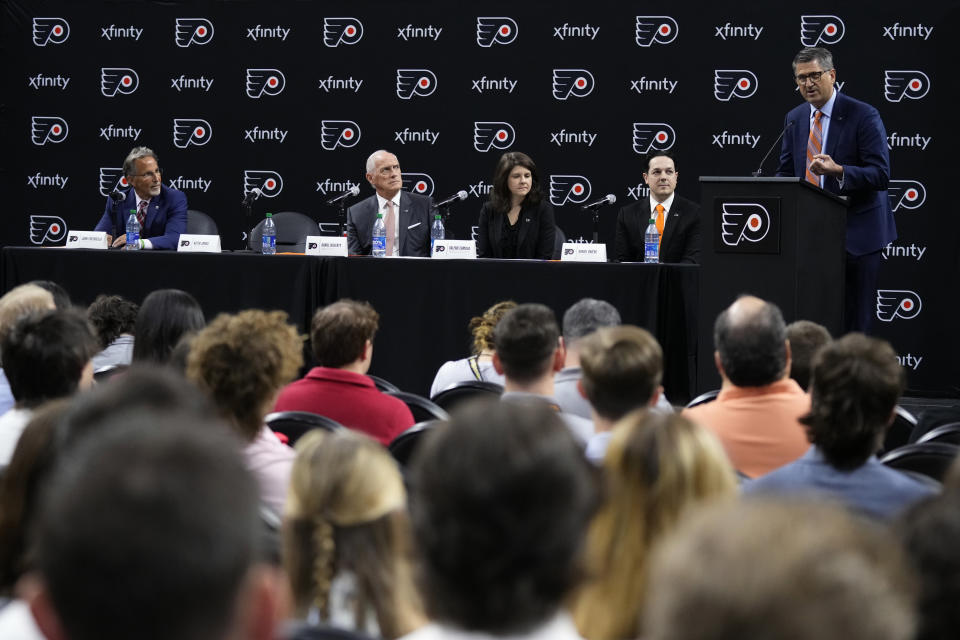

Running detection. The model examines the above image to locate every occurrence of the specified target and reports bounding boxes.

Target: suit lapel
[516,204,532,249]
[824,92,846,158]
[660,200,677,250]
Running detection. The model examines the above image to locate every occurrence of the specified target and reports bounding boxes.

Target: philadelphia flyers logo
[876,290,922,322]
[30,215,68,244]
[721,203,770,246]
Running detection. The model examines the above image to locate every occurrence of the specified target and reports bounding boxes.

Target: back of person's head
[2,309,99,408]
[310,299,379,367]
[493,303,560,384]
[410,399,598,634]
[713,295,787,387]
[187,310,303,442]
[132,288,205,364]
[0,284,55,346]
[284,429,420,637]
[29,280,71,311]
[785,320,831,390]
[562,298,621,344]
[467,300,517,355]
[802,333,904,471]
[87,294,139,350]
[578,325,663,420]
[644,500,916,640]
[31,416,267,640]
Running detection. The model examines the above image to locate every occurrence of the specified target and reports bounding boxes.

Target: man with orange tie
[615,151,700,264]
[776,47,896,333]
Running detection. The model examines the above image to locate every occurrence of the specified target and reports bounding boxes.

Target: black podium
[696,177,849,392]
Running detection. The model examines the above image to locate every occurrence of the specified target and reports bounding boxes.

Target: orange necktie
[806,110,823,186]
[655,203,665,249]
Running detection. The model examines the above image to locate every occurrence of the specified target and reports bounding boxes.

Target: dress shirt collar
[649,191,676,214]
[305,366,377,389]
[376,192,402,212]
[810,86,838,120]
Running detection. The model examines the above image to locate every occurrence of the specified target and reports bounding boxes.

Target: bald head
[713,296,788,387]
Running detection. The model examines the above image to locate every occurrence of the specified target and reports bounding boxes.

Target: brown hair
[467,300,517,355]
[311,300,379,368]
[489,151,542,214]
[579,325,663,420]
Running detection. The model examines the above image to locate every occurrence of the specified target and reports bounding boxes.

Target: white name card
[560,242,608,262]
[305,235,348,257]
[432,239,477,259]
[65,231,108,249]
[177,234,221,253]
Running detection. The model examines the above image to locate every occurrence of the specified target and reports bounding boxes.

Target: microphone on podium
[433,190,468,208]
[325,185,360,206]
[752,121,795,177]
[581,194,617,211]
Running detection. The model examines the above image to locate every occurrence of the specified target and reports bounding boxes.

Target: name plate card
[305,236,348,257]
[65,231,108,249]
[560,242,607,262]
[177,234,222,253]
[432,239,477,259]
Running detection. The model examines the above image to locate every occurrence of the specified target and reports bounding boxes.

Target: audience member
[187,310,303,515]
[405,400,597,640]
[746,333,936,520]
[274,300,414,445]
[643,500,916,640]
[577,325,664,462]
[29,280,71,311]
[429,300,515,397]
[682,295,809,477]
[284,429,425,638]
[493,303,594,443]
[572,412,736,640]
[87,294,138,371]
[0,285,56,415]
[131,288,205,365]
[785,319,831,390]
[554,298,622,418]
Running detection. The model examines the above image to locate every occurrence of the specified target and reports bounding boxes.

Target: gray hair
[792,47,834,74]
[562,298,621,342]
[123,146,158,177]
[365,149,391,174]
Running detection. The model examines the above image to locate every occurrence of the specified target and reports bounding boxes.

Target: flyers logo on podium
[476,17,518,47]
[99,167,129,196]
[473,122,515,152]
[397,69,437,99]
[175,18,214,47]
[888,180,926,211]
[244,170,283,197]
[876,290,922,322]
[403,173,435,197]
[173,119,212,148]
[101,68,139,97]
[29,215,67,244]
[552,69,594,100]
[33,18,69,46]
[884,70,930,102]
[549,175,592,206]
[715,199,781,253]
[31,116,68,145]
[633,123,675,154]
[635,16,678,46]
[323,18,363,47]
[321,121,361,150]
[246,69,286,98]
[714,70,758,101]
[800,15,845,46]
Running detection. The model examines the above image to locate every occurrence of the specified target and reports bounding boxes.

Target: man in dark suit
[776,47,896,333]
[94,146,187,250]
[614,151,700,264]
[346,150,433,256]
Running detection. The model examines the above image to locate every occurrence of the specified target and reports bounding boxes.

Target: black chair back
[265,411,343,446]
[552,225,566,259]
[880,442,960,482]
[916,422,960,446]
[384,391,450,423]
[368,374,400,393]
[389,420,441,467]
[248,211,319,253]
[186,209,219,235]
[685,389,720,409]
[431,380,504,413]
[880,405,919,455]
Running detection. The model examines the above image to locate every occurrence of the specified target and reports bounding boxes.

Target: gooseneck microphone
[325,185,360,206]
[433,190,468,208]
[581,194,617,211]
[752,121,795,177]
[241,187,263,207]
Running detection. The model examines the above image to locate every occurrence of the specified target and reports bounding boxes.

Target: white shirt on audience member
[0,408,34,465]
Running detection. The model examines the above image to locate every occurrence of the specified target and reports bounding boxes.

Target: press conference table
[0,248,699,403]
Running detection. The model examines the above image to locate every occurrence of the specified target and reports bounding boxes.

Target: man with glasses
[776,47,896,333]
[95,146,188,250]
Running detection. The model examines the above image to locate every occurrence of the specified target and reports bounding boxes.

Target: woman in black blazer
[477,151,556,259]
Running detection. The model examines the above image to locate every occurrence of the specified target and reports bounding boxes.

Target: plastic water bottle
[261,212,276,255]
[125,209,139,251]
[372,213,386,257]
[431,214,445,255]
[644,216,659,263]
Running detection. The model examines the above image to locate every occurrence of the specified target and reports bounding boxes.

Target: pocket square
[407,222,422,229]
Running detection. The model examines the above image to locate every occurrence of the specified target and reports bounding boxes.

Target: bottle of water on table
[262,212,276,255]
[372,212,386,257]
[644,216,659,263]
[431,214,445,255]
[125,209,139,251]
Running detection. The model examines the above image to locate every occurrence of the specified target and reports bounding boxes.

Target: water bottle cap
[434,214,442,219]
[266,212,273,217]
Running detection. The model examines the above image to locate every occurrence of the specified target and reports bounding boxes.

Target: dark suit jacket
[346,191,433,257]
[775,91,896,255]
[476,199,555,260]
[615,194,700,263]
[95,184,188,250]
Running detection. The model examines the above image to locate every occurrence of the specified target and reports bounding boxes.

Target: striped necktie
[805,110,823,186]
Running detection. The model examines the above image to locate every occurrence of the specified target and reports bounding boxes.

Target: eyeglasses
[794,71,830,85]
[130,169,162,179]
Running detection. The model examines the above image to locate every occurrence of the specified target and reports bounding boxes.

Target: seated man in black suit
[346,149,433,256]
[615,151,700,263]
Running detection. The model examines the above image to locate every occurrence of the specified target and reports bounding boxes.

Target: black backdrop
[3,0,958,396]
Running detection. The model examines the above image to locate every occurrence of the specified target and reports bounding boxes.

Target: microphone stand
[112,195,123,240]
[241,197,254,251]
[337,202,347,237]
[440,205,453,239]
[591,210,600,244]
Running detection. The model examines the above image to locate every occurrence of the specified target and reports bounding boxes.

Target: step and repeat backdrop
[3,1,958,395]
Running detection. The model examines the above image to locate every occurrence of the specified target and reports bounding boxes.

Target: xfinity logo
[550,129,597,147]
[318,76,363,92]
[714,70,758,101]
[472,76,517,94]
[715,23,764,40]
[888,180,926,211]
[243,171,283,197]
[712,131,761,149]
[33,17,69,46]
[402,173,435,196]
[30,216,67,244]
[553,23,599,40]
[635,16,677,46]
[28,74,70,90]
[897,354,923,371]
[801,15,844,46]
[883,22,934,40]
[175,18,214,47]
[887,132,931,150]
[627,184,651,200]
[101,25,143,40]
[99,167,129,196]
[100,68,139,97]
[244,127,288,143]
[884,70,930,102]
[721,203,770,246]
[549,175,592,206]
[171,75,214,92]
[633,123,676,154]
[397,69,437,99]
[173,118,212,148]
[876,290,921,322]
[315,179,361,195]
[473,122,515,152]
[552,69,595,100]
[26,173,68,189]
[320,121,361,150]
[246,25,290,41]
[629,77,677,94]
[31,117,68,145]
[100,124,141,141]
[168,176,212,192]
[394,128,439,145]
[882,242,927,261]
[468,181,494,198]
[397,24,442,41]
[323,18,363,47]
[246,69,285,98]
[477,17,517,47]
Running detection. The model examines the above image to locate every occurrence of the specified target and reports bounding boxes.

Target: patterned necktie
[806,110,823,186]
[384,200,396,256]
[137,199,148,230]
[655,203,665,249]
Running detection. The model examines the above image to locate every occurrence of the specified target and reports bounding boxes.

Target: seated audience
[429,300,515,397]
[132,288,205,365]
[554,298,622,419]
[572,412,736,640]
[284,429,425,638]
[785,319,831,390]
[643,500,916,640]
[274,300,414,445]
[0,285,56,415]
[493,303,594,443]
[187,310,303,515]
[746,333,937,520]
[683,295,809,478]
[29,280,71,311]
[405,400,597,640]
[87,294,138,371]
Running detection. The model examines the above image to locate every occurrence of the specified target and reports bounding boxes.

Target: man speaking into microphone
[775,47,896,333]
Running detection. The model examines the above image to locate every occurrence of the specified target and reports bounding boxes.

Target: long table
[1,248,699,402]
